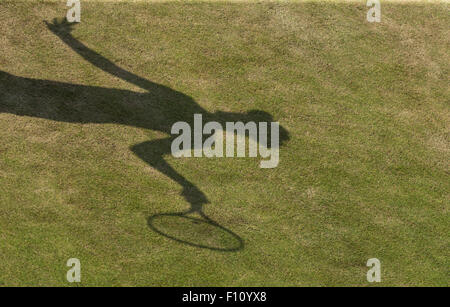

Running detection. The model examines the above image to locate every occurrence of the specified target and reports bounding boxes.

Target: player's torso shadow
[0,19,289,252]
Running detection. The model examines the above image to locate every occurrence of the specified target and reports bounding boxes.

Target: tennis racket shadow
[133,138,244,252]
[147,210,244,252]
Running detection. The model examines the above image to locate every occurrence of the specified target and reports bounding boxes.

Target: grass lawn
[0,0,448,286]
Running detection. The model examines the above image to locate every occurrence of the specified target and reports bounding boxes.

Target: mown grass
[0,0,448,286]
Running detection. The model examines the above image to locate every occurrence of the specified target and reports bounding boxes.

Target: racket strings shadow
[147,212,244,252]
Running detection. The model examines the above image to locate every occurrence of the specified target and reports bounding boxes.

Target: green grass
[0,0,448,286]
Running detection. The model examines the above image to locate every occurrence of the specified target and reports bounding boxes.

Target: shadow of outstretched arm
[131,138,209,213]
[131,139,244,252]
[131,137,244,252]
[45,18,162,93]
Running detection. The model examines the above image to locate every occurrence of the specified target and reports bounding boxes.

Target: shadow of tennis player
[0,19,289,251]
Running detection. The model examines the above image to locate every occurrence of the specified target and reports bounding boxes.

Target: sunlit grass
[0,0,448,286]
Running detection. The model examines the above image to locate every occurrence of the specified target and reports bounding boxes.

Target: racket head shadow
[147,212,244,252]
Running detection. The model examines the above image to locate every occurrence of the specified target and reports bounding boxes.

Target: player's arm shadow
[131,138,245,252]
[131,138,209,213]
[131,111,289,252]
[45,18,160,93]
